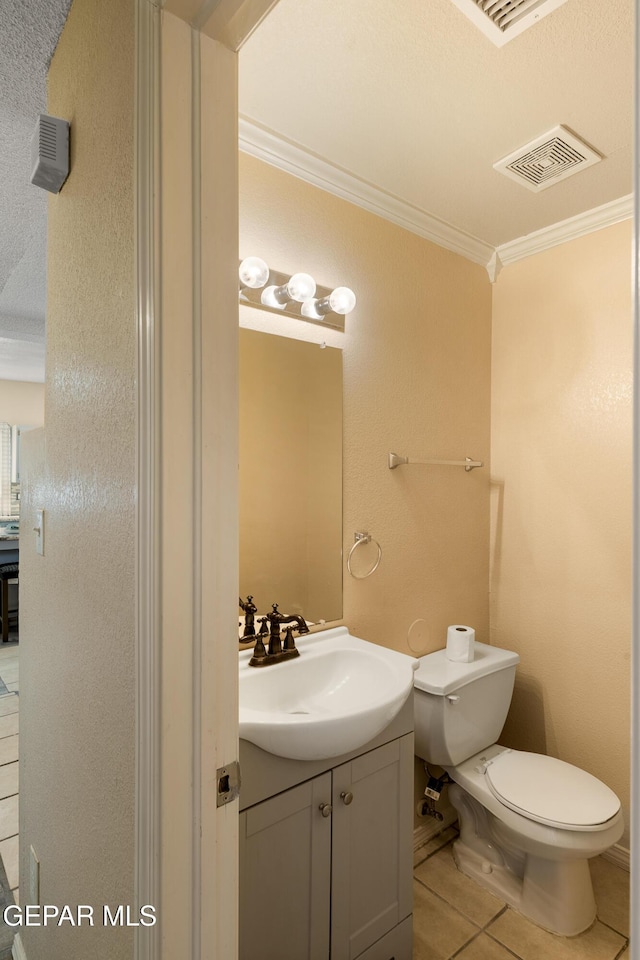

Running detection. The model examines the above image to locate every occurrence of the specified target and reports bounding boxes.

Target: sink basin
[239,626,419,760]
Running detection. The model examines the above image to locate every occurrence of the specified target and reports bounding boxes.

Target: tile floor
[413,827,630,960]
[0,641,18,908]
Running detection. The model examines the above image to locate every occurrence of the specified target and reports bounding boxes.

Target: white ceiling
[238,0,633,256]
[0,0,634,382]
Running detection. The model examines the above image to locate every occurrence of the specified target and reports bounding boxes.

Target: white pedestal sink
[239,626,419,760]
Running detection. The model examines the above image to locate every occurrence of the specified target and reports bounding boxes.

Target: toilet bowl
[413,642,623,936]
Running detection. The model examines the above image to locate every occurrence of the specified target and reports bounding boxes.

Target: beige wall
[491,220,632,850]
[240,154,493,657]
[240,156,492,825]
[240,158,632,848]
[19,1,136,958]
[0,380,44,425]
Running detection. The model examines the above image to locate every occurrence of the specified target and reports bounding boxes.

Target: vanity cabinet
[240,772,332,960]
[239,724,414,960]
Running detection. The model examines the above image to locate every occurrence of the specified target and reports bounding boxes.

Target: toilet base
[452,837,597,937]
[448,781,599,936]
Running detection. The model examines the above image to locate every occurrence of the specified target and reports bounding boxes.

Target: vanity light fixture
[238,258,356,331]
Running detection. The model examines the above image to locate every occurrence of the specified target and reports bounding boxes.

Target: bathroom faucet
[265,603,309,652]
[248,603,309,667]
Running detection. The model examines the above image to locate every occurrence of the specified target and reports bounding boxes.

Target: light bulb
[286,273,316,302]
[301,298,323,320]
[327,286,356,315]
[260,285,287,309]
[262,272,316,306]
[239,257,269,289]
[306,286,356,317]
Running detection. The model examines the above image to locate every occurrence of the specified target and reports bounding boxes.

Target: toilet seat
[483,750,621,829]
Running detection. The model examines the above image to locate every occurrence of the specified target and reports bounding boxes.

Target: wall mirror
[239,327,343,625]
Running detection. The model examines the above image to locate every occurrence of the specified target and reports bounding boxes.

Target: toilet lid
[484,751,621,828]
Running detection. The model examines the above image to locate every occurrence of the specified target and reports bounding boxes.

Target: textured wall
[19,0,136,957]
[239,154,492,658]
[0,380,44,425]
[491,221,632,850]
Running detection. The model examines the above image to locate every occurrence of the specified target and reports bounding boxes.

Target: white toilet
[413,641,623,937]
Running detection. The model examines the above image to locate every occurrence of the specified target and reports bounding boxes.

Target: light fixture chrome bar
[388,452,484,472]
[239,266,345,331]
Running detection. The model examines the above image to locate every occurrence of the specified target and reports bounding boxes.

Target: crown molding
[238,118,633,282]
[238,117,494,268]
[495,193,634,269]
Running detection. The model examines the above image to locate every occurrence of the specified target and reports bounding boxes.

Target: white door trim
[135,0,162,957]
[632,13,640,949]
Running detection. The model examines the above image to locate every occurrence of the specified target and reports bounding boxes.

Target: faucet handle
[248,633,268,666]
[283,625,296,651]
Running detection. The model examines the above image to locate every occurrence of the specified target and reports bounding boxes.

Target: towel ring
[347,531,382,580]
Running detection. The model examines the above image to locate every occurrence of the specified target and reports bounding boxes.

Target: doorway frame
[135,2,281,958]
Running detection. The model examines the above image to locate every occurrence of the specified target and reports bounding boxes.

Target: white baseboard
[414,809,458,851]
[12,932,27,960]
[601,843,630,872]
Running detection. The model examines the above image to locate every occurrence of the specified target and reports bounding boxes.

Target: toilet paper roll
[446,625,475,662]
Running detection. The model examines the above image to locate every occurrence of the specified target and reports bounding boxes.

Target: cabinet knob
[319,802,332,818]
[340,791,353,805]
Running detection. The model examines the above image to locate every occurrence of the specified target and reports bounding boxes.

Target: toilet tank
[413,642,520,766]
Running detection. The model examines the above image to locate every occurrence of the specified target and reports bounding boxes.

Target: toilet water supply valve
[417,764,452,820]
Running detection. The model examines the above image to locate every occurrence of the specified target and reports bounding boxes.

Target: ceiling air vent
[493,126,602,193]
[448,0,569,46]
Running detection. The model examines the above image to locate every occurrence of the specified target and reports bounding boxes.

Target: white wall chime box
[30,114,70,194]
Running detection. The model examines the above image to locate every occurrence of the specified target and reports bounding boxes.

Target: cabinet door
[240,772,332,960]
[331,735,414,960]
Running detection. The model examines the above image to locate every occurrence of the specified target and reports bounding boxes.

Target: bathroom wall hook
[388,452,483,472]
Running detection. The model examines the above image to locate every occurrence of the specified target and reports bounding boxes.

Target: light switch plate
[35,508,44,556]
